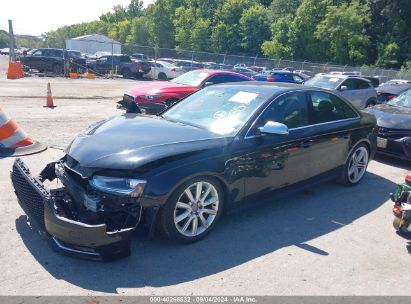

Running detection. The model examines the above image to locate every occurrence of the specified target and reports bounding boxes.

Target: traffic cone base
[0,108,47,157]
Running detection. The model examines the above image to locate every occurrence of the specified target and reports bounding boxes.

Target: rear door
[306,90,360,176]
[243,91,313,198]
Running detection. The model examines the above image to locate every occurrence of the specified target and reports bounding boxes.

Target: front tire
[160,177,224,243]
[337,143,369,186]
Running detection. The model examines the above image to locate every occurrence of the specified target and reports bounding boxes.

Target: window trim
[244,90,360,140]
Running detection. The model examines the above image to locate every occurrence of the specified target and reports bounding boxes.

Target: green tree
[174,7,196,50]
[240,4,270,54]
[0,31,9,48]
[191,19,211,51]
[127,0,144,18]
[315,0,371,64]
[128,16,151,45]
[376,42,400,68]
[210,22,229,53]
[268,0,301,21]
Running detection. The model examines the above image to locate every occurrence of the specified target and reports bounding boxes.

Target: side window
[309,91,358,124]
[98,56,108,63]
[293,74,304,83]
[207,74,248,84]
[257,92,309,130]
[341,78,356,90]
[32,50,43,56]
[356,79,370,89]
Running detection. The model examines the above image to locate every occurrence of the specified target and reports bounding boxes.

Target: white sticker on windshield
[229,91,259,104]
[329,77,340,82]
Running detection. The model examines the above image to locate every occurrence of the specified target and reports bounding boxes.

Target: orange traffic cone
[45,82,56,108]
[7,61,24,79]
[0,108,47,157]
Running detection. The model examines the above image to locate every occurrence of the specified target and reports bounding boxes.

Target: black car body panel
[366,104,411,160]
[11,83,377,260]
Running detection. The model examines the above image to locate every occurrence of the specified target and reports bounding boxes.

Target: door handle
[299,140,313,148]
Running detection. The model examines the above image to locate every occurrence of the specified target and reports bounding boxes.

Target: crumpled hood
[366,104,411,129]
[67,114,231,170]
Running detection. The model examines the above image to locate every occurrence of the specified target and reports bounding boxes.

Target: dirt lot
[1,55,411,296]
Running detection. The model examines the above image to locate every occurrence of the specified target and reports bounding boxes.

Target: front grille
[11,159,50,229]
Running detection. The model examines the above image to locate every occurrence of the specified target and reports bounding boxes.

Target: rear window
[305,76,343,90]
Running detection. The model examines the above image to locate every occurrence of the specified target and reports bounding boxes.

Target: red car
[123,69,252,107]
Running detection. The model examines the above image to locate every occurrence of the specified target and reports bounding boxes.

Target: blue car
[252,70,305,84]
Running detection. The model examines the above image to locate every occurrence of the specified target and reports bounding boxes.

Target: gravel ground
[1,55,411,296]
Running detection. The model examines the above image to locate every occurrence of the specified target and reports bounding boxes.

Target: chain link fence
[41,38,411,81]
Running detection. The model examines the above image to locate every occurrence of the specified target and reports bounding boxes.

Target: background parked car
[21,48,86,74]
[148,60,184,80]
[121,69,252,108]
[232,67,256,78]
[305,74,378,109]
[365,88,411,161]
[174,60,204,72]
[87,54,151,79]
[376,80,411,103]
[207,63,234,71]
[253,70,305,84]
[130,53,150,61]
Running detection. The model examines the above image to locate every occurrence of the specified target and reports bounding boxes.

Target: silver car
[305,74,378,109]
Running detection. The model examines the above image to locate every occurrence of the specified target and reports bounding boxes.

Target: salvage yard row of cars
[8,49,411,261]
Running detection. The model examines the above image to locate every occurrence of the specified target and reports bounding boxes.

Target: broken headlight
[90,176,146,198]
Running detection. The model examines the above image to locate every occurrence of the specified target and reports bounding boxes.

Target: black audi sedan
[12,82,377,260]
[366,88,411,160]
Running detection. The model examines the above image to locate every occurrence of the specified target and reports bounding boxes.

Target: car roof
[212,81,310,95]
[196,69,251,77]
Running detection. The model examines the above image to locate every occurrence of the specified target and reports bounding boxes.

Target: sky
[0,0,153,36]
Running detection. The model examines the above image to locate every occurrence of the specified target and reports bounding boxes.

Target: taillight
[387,95,396,100]
[171,68,176,71]
[267,77,274,82]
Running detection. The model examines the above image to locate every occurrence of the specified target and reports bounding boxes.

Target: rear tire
[122,69,132,79]
[337,143,369,186]
[158,72,167,80]
[159,177,224,243]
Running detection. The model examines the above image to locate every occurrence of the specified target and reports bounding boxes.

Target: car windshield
[162,86,272,136]
[387,89,411,108]
[305,75,343,90]
[171,70,211,87]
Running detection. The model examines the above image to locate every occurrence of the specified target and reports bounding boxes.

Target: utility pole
[111,39,114,76]
[8,20,15,62]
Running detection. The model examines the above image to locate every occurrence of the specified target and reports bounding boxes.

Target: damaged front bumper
[11,158,138,260]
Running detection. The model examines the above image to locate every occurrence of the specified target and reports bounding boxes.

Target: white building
[65,34,121,55]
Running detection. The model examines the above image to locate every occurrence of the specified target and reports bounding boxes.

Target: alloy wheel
[347,146,368,183]
[174,181,219,237]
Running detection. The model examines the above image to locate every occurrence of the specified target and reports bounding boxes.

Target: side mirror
[204,82,214,87]
[258,121,289,136]
[339,85,348,91]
